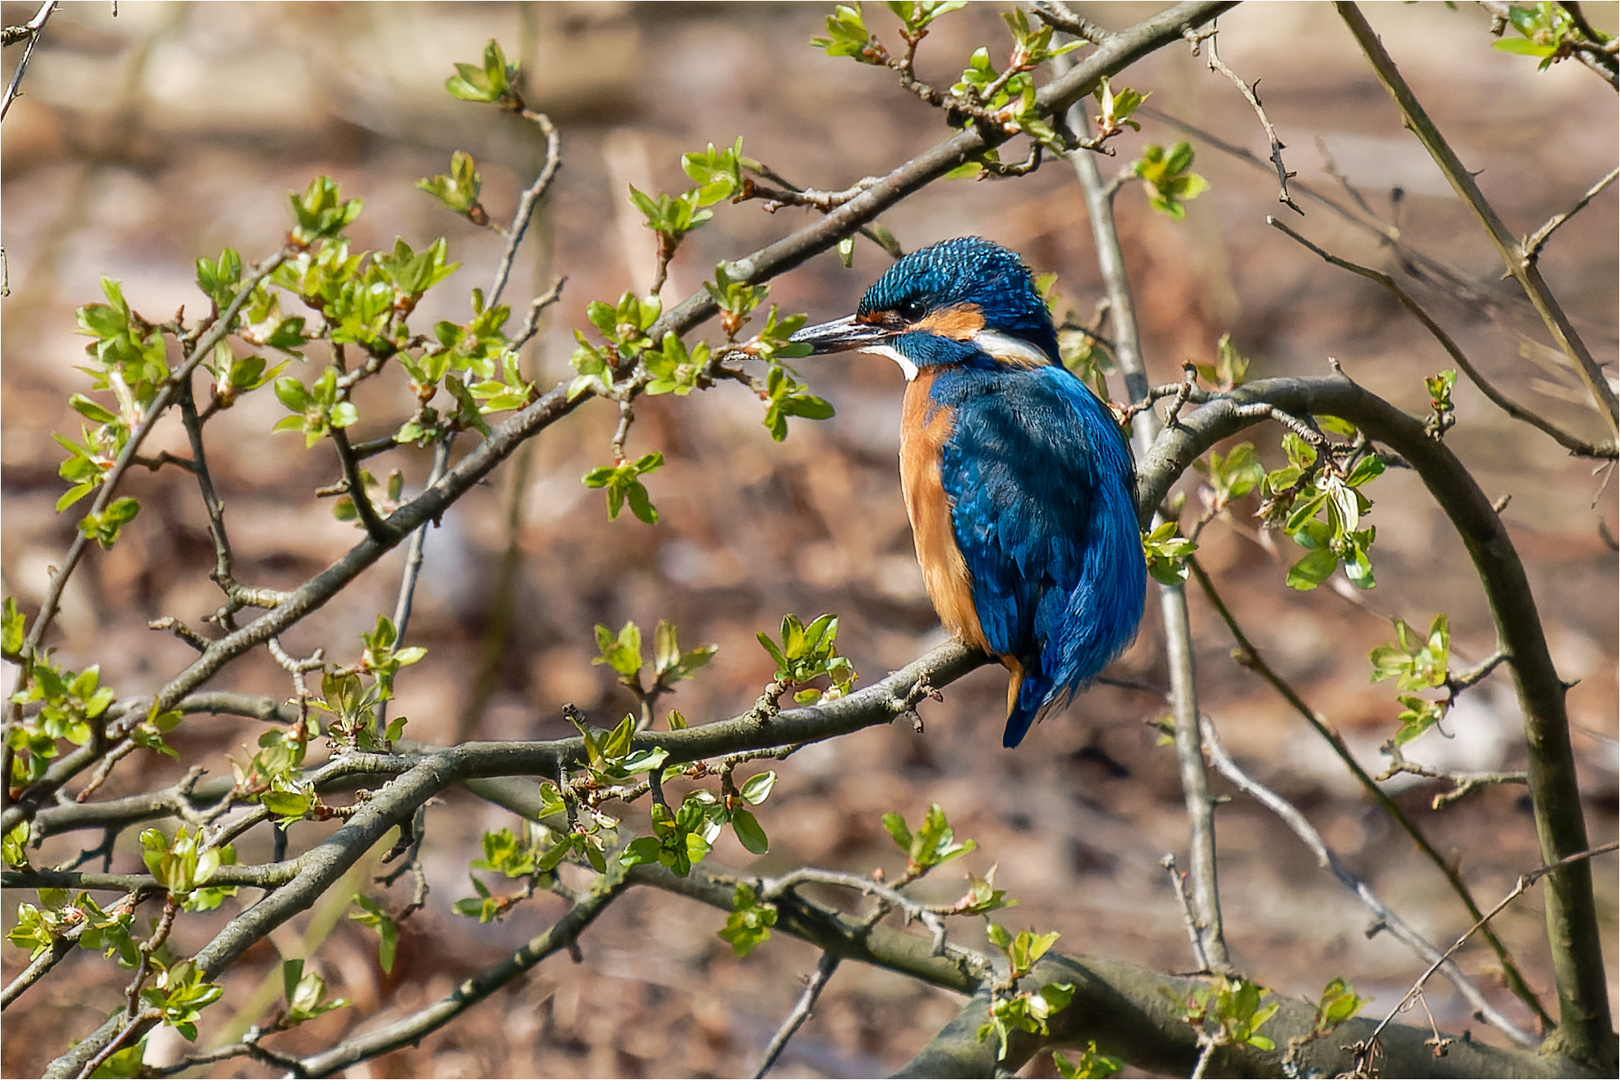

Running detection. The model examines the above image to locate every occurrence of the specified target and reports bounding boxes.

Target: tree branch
[1334,1,1618,439]
[1059,44,1231,973]
[1202,23,1301,214]
[1267,215,1615,459]
[1198,713,1534,1046]
[0,0,55,120]
[1142,373,1613,1068]
[752,951,841,1078]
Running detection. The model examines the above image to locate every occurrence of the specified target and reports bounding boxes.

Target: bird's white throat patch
[863,343,920,382]
[972,329,1052,369]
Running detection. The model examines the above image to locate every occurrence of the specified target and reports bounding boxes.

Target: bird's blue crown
[857,237,1061,365]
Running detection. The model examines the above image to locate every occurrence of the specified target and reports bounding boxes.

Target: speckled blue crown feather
[858,237,1061,363]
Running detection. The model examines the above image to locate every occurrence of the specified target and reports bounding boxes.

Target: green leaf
[349,895,399,973]
[1142,522,1197,585]
[445,40,520,104]
[1285,546,1339,590]
[731,809,770,854]
[718,883,777,957]
[739,771,776,805]
[582,452,664,524]
[288,176,363,244]
[812,4,883,62]
[1132,142,1208,220]
[417,151,484,216]
[1053,1042,1123,1079]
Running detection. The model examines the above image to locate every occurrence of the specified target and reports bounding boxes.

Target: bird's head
[792,236,1061,380]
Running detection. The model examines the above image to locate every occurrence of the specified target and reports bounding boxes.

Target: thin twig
[1335,1,1618,438]
[512,276,567,350]
[761,867,949,954]
[1190,1035,1219,1080]
[1185,555,1552,1027]
[752,951,842,1078]
[0,0,55,120]
[1201,24,1301,214]
[1060,53,1231,972]
[1199,714,1537,1047]
[1523,166,1619,262]
[176,389,239,598]
[1160,854,1210,971]
[1268,215,1616,459]
[489,109,561,307]
[1354,839,1620,1071]
[390,437,453,643]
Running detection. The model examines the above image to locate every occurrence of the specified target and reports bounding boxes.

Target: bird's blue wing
[935,365,1144,745]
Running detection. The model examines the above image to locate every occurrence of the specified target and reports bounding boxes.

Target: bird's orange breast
[899,372,989,655]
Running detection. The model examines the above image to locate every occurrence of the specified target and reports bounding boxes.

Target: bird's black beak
[790,314,895,355]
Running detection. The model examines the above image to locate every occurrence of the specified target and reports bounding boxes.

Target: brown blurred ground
[2,2,1616,1077]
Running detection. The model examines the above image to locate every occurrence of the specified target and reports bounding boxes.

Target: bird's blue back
[929,362,1145,745]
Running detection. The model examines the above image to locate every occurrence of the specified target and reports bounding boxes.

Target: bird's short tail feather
[1002,660,1068,748]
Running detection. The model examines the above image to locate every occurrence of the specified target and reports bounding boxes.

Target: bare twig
[752,951,842,1078]
[1336,1,1618,439]
[1199,714,1537,1047]
[512,276,567,351]
[1355,839,1620,1071]
[0,0,55,120]
[1523,166,1619,262]
[489,108,561,307]
[1375,742,1528,811]
[389,437,453,643]
[1160,854,1211,971]
[1201,24,1301,214]
[762,867,949,954]
[1268,215,1616,459]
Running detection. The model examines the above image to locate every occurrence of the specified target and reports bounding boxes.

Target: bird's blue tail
[1001,476,1146,748]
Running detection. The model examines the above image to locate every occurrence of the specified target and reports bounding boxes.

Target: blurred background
[2,2,1616,1076]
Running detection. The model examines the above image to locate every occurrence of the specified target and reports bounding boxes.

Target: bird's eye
[898,298,927,321]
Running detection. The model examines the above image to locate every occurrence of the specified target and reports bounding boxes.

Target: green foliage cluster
[756,613,859,704]
[1370,613,1453,745]
[978,924,1074,1060]
[139,826,237,912]
[882,802,977,875]
[1492,2,1611,70]
[1174,975,1281,1054]
[1259,431,1385,591]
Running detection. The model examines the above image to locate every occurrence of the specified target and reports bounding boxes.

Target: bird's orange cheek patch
[915,303,986,340]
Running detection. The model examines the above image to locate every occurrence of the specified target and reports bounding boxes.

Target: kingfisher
[792,237,1146,747]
